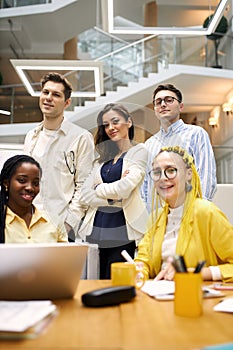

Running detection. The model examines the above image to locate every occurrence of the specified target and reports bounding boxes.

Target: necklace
[113,152,124,164]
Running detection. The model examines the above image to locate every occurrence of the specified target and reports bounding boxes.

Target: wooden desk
[0,280,232,350]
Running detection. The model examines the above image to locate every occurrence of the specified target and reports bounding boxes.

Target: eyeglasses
[153,96,181,108]
[149,167,178,182]
[64,151,76,175]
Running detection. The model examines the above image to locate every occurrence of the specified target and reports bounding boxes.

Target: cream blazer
[78,143,149,244]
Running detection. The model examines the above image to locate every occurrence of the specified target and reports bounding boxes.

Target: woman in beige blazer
[78,103,148,279]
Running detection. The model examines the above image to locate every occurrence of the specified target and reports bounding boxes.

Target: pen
[121,250,135,264]
[173,255,187,272]
[194,260,206,273]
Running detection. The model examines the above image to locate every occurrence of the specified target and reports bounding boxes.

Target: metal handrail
[80,52,169,94]
[0,29,231,121]
[93,26,129,45]
[95,33,158,62]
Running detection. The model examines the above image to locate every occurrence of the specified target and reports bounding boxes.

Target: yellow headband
[159,146,193,167]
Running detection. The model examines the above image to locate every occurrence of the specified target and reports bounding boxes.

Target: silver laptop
[0,243,88,300]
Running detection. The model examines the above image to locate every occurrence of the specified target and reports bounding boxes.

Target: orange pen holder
[174,272,203,317]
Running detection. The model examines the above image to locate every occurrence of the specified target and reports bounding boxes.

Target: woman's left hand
[154,262,176,281]
[122,169,129,178]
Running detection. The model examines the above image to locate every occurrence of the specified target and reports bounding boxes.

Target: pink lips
[160,184,173,191]
[43,103,53,108]
[21,194,34,202]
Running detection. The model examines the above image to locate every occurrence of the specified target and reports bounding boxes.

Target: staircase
[1,4,233,143]
[1,62,233,144]
[65,63,233,129]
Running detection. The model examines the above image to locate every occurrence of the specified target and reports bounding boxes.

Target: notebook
[0,243,88,300]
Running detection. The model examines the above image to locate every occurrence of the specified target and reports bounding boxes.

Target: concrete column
[64,37,78,60]
[144,1,157,28]
[101,0,108,31]
[63,37,78,108]
[142,2,158,140]
[143,1,158,71]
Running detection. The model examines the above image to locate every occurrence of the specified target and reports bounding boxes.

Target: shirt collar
[160,119,184,135]
[6,206,49,225]
[35,117,68,136]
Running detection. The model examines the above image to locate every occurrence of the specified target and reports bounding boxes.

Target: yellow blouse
[135,199,233,283]
[5,207,68,243]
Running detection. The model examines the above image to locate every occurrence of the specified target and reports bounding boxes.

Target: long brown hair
[94,103,134,163]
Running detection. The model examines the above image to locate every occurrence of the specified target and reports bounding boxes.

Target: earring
[4,185,9,201]
[185,182,192,192]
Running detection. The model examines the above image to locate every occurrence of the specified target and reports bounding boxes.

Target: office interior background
[0,0,233,184]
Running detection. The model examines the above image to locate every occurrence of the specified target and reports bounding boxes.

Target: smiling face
[152,151,192,208]
[5,162,40,213]
[102,109,132,143]
[153,90,183,128]
[39,81,71,120]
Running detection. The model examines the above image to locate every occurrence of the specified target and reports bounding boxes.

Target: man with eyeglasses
[24,72,94,241]
[142,83,217,213]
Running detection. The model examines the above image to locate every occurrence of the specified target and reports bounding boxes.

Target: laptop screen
[0,243,88,300]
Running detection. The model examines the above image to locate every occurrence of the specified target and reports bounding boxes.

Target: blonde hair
[151,146,202,232]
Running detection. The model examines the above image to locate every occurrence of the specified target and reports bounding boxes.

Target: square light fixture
[10,59,104,97]
[107,0,228,36]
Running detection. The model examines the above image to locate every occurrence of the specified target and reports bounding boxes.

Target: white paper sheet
[0,300,56,332]
[141,280,224,300]
[214,298,233,313]
[141,280,175,297]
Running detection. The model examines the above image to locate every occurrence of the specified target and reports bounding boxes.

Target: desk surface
[0,280,232,350]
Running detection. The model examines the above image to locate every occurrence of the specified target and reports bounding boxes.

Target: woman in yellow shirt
[135,146,233,283]
[0,154,68,243]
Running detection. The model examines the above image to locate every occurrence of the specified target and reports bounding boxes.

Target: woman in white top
[78,103,148,279]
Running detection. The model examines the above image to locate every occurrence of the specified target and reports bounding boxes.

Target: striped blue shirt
[142,119,217,212]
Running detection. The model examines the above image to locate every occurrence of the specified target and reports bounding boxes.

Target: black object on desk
[81,286,136,307]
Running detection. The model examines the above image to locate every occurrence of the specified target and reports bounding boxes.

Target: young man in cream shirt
[24,72,94,241]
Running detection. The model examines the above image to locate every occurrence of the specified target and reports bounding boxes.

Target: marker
[194,260,206,273]
[121,250,135,264]
[173,255,187,272]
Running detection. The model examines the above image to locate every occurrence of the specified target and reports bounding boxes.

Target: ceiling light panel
[107,0,228,36]
[10,59,104,97]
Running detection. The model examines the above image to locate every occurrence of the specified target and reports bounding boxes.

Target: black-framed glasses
[153,96,181,107]
[64,151,76,175]
[149,167,178,182]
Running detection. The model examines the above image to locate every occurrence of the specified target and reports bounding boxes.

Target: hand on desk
[201,267,214,281]
[154,262,176,281]
[155,265,219,282]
